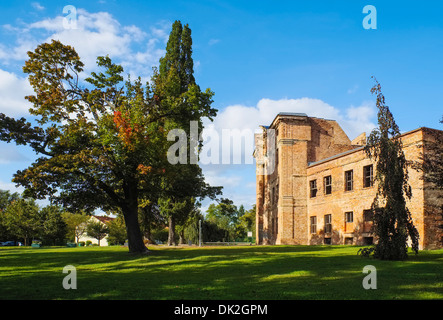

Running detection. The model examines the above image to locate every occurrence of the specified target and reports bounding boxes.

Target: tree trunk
[179,228,185,244]
[168,216,176,246]
[122,205,148,253]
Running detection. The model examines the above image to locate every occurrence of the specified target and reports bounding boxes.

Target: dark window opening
[324,175,332,195]
[345,211,354,223]
[324,214,332,234]
[310,216,317,234]
[363,165,374,188]
[345,170,353,191]
[310,180,317,198]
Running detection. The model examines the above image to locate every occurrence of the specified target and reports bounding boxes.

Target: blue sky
[0,0,442,212]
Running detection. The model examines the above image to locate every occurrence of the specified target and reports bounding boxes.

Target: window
[324,214,332,233]
[345,170,353,191]
[310,216,317,234]
[324,237,332,245]
[324,175,332,195]
[363,237,373,245]
[309,180,317,198]
[345,212,354,223]
[345,237,354,245]
[363,165,374,188]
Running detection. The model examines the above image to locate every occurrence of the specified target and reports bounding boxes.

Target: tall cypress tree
[154,21,220,245]
[365,78,419,260]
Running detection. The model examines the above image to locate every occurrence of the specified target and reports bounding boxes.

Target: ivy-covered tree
[364,78,419,260]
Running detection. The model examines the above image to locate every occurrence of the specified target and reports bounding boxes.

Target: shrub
[358,247,376,258]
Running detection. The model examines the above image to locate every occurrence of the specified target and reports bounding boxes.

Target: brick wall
[255,113,442,249]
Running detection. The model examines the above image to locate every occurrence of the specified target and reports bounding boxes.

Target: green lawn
[0,245,442,300]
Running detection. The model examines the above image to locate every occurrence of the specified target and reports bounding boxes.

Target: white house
[77,215,115,246]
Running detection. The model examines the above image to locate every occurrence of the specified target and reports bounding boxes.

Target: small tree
[206,198,238,241]
[364,78,419,260]
[86,221,109,246]
[107,215,127,245]
[0,190,20,241]
[3,198,40,246]
[39,205,68,245]
[63,212,90,243]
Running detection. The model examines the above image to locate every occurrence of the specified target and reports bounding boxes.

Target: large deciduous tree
[0,21,218,253]
[364,78,419,260]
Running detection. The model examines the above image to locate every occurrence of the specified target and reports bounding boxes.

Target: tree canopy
[0,21,220,253]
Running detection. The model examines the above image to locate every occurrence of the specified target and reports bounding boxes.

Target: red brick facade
[254,113,442,249]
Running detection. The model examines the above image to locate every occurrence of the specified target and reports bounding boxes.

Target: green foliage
[154,20,221,245]
[107,215,127,245]
[62,211,90,243]
[0,190,70,245]
[203,200,255,242]
[0,21,221,253]
[0,26,197,253]
[0,190,20,241]
[357,246,376,258]
[236,205,256,239]
[3,197,40,246]
[38,205,67,245]
[86,221,110,245]
[0,190,20,211]
[364,78,419,260]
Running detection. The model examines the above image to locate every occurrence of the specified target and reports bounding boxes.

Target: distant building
[254,113,442,249]
[78,215,115,246]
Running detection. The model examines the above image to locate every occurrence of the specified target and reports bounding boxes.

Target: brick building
[254,113,442,249]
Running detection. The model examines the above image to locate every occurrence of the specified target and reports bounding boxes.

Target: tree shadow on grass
[0,246,441,300]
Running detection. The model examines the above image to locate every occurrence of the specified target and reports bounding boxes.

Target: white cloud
[208,39,220,46]
[0,180,24,194]
[31,2,45,11]
[201,97,376,166]
[203,170,242,188]
[1,9,169,79]
[0,144,30,164]
[0,69,33,116]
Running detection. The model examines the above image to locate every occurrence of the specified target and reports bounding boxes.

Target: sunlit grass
[0,245,441,300]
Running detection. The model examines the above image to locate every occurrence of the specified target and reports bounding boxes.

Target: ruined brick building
[254,113,442,249]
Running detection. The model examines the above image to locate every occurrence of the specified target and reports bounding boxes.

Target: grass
[0,245,442,300]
